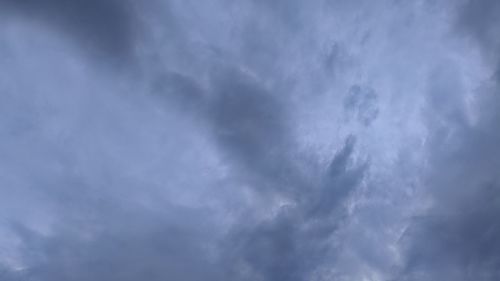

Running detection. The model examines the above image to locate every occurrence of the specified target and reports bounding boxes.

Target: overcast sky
[1,0,500,280]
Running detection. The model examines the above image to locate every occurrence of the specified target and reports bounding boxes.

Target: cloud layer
[1,0,500,280]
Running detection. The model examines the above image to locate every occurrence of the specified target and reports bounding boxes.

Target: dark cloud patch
[150,71,205,113]
[224,137,366,280]
[146,63,368,280]
[457,0,500,53]
[324,43,351,76]
[146,62,369,279]
[0,0,137,63]
[399,59,500,280]
[344,85,379,126]
[5,203,224,281]
[253,0,307,30]
[401,184,500,280]
[207,68,298,194]
[457,0,500,79]
[308,136,365,218]
[0,266,21,281]
[146,66,298,195]
[401,188,500,280]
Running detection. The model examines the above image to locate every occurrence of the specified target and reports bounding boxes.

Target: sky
[0,0,499,280]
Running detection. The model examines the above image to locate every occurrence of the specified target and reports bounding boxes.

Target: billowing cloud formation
[1,0,500,280]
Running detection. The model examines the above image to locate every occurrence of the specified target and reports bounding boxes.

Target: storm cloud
[1,0,500,280]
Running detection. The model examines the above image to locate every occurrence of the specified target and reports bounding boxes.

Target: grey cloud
[0,0,370,275]
[151,65,301,195]
[8,204,224,281]
[457,0,500,54]
[0,266,21,281]
[400,106,500,280]
[308,136,365,218]
[207,68,297,193]
[252,0,309,30]
[150,71,205,113]
[223,137,366,281]
[324,43,352,77]
[398,48,500,281]
[0,0,138,63]
[142,47,369,279]
[344,85,379,126]
[457,0,500,79]
[5,0,499,281]
[147,63,367,280]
